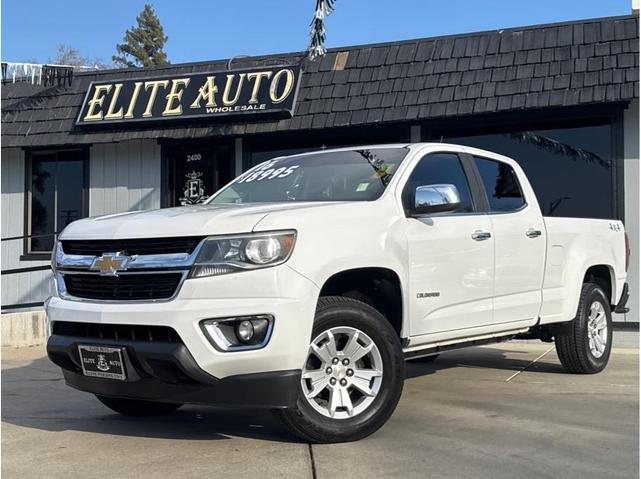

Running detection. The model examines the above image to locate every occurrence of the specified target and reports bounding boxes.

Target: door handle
[471,230,492,241]
[526,228,542,238]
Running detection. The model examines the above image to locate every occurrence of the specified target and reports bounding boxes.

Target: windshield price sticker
[237,160,300,184]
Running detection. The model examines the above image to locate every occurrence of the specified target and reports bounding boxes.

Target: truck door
[403,152,495,338]
[471,155,546,326]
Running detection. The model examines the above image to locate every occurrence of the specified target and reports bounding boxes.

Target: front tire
[96,395,183,416]
[554,282,613,374]
[280,296,404,443]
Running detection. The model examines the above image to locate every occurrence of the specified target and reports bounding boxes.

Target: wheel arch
[317,267,405,338]
[583,264,615,306]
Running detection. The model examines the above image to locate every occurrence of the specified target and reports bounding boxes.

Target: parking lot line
[505,346,555,382]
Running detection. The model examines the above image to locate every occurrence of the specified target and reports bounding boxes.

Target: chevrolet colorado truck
[46,143,630,443]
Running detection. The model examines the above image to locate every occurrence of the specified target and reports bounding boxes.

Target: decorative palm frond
[356,149,393,185]
[308,0,336,60]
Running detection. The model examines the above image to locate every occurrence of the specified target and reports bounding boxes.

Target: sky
[1,0,634,66]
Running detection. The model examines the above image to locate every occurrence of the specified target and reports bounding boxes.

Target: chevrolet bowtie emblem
[91,252,130,276]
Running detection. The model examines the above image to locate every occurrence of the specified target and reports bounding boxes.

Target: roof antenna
[439,136,444,142]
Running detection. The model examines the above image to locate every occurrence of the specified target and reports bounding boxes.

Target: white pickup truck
[46,143,630,443]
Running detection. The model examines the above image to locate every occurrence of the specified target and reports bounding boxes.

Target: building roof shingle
[1,14,638,147]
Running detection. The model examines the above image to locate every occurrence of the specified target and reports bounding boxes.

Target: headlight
[189,230,296,278]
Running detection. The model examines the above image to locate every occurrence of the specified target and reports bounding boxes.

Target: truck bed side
[539,216,626,325]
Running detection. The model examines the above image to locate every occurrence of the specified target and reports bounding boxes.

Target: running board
[402,327,531,360]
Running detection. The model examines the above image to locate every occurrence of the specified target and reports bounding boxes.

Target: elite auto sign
[76,65,302,126]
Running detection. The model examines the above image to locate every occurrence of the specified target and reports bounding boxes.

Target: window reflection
[250,147,316,169]
[474,157,525,212]
[404,153,475,213]
[29,150,85,253]
[30,157,56,252]
[446,125,613,219]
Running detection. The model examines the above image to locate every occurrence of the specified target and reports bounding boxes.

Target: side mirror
[412,184,461,215]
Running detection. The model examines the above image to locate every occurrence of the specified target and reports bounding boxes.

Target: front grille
[63,273,183,301]
[61,236,205,256]
[52,321,183,344]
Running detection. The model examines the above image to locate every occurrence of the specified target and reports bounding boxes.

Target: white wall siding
[2,140,162,309]
[1,148,24,270]
[624,99,639,324]
[89,139,161,216]
[1,148,53,308]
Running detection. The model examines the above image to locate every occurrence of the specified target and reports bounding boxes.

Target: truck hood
[60,202,342,239]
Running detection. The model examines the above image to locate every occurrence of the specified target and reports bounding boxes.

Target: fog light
[236,320,254,343]
[200,315,273,352]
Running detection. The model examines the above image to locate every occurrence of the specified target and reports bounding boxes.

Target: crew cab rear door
[401,151,495,338]
[468,154,546,326]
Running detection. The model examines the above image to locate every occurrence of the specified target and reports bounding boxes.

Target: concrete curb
[1,310,49,348]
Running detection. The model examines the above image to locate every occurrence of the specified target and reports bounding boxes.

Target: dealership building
[1,14,639,344]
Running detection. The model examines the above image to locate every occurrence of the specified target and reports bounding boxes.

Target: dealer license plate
[78,345,126,381]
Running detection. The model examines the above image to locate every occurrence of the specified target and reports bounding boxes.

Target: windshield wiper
[356,149,393,186]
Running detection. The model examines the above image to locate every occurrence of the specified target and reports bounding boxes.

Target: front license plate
[78,345,126,381]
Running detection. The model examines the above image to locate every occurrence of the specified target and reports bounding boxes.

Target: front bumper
[45,264,319,406]
[47,334,301,408]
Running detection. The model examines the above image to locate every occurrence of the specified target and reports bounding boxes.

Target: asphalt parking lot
[2,342,638,479]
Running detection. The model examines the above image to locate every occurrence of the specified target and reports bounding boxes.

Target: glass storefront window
[444,125,613,219]
[28,150,86,253]
[246,124,411,171]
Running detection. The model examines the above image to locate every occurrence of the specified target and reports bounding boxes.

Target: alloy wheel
[301,326,384,419]
[587,300,608,358]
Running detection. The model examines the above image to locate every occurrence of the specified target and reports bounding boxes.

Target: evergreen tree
[113,3,169,68]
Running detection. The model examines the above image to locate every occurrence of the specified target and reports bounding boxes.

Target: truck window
[208,148,409,204]
[403,153,474,213]
[474,157,525,212]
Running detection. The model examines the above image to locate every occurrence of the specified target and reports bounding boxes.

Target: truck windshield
[208,147,409,204]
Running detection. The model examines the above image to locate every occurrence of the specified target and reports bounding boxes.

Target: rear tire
[554,282,612,374]
[96,395,183,416]
[280,296,404,443]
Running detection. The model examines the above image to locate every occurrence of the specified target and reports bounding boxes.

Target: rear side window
[474,157,525,212]
[403,153,474,213]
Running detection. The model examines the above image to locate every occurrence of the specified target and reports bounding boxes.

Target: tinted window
[474,157,525,212]
[444,125,613,218]
[250,147,315,169]
[210,148,408,203]
[29,150,86,252]
[403,153,474,213]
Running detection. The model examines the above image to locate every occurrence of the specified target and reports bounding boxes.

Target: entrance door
[163,142,234,207]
